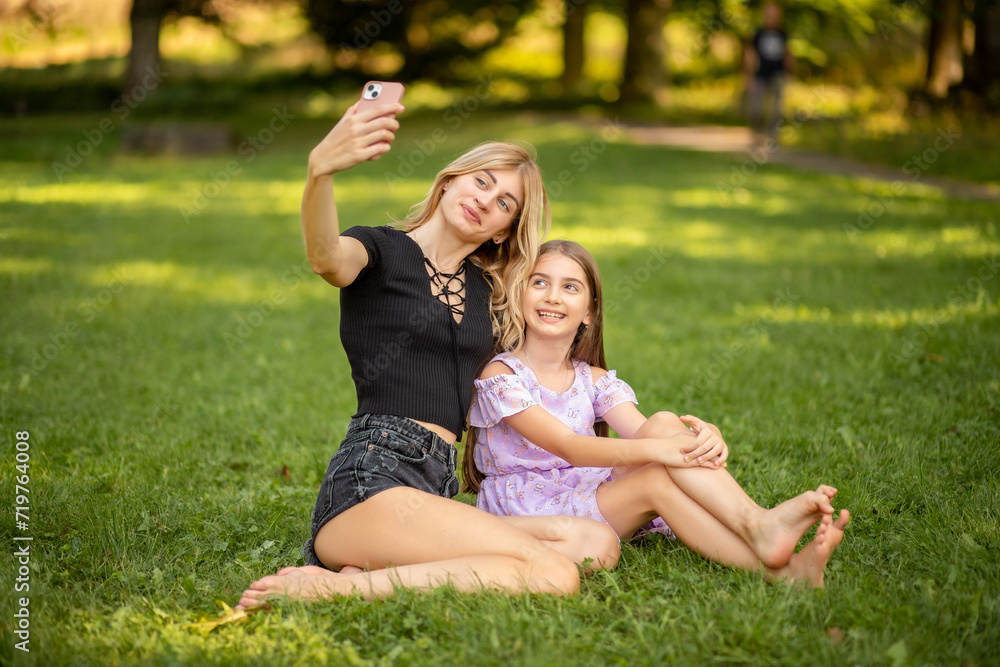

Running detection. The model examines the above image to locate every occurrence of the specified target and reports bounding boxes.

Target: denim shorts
[302,413,460,567]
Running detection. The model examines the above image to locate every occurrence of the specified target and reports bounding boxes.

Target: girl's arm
[302,101,404,287]
[592,367,728,467]
[601,402,728,468]
[502,403,699,469]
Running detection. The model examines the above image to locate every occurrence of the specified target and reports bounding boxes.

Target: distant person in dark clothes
[744,2,795,146]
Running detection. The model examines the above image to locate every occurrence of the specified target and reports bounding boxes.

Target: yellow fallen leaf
[182,600,253,634]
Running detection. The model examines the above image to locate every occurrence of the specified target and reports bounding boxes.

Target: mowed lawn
[1,107,998,666]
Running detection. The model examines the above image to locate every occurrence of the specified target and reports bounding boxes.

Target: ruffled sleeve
[469,373,537,427]
[592,369,638,420]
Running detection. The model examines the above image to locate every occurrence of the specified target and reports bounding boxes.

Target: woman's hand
[678,415,728,468]
[307,101,404,177]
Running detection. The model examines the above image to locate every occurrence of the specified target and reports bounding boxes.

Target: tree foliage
[19,0,997,110]
[303,0,533,81]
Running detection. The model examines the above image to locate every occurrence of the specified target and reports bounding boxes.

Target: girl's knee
[648,411,685,430]
[634,411,686,439]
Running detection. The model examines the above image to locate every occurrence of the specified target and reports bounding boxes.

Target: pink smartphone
[357,81,405,111]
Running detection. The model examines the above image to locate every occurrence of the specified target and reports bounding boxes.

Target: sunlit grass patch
[0,256,52,275]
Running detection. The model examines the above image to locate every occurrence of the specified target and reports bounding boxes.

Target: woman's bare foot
[276,565,330,577]
[768,509,850,588]
[277,564,368,576]
[235,569,355,610]
[748,486,837,568]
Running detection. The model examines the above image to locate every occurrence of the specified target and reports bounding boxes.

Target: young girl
[464,240,850,586]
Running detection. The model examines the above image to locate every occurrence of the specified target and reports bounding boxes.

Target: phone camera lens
[367,84,375,91]
[372,90,380,98]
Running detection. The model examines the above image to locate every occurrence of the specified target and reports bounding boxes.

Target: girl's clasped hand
[677,414,728,467]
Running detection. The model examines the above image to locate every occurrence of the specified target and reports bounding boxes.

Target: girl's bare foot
[768,509,850,588]
[235,570,354,610]
[749,486,837,568]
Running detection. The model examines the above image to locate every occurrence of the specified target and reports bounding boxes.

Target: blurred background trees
[125,0,222,91]
[302,0,531,82]
[1,0,997,116]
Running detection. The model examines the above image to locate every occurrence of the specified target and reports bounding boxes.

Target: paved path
[624,123,1000,201]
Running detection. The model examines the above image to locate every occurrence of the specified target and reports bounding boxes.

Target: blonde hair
[399,142,551,352]
[462,239,609,494]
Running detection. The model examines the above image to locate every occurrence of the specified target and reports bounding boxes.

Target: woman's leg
[316,515,620,575]
[237,488,581,608]
[595,463,850,586]
[497,515,621,572]
[638,412,836,568]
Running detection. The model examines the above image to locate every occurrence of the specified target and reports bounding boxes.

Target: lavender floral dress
[469,352,673,540]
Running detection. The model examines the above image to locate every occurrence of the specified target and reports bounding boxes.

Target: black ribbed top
[339,225,493,437]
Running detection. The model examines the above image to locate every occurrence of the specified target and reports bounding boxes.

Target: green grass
[786,110,1000,188]
[1,107,998,666]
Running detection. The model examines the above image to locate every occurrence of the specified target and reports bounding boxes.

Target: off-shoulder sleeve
[469,374,537,427]
[592,369,638,420]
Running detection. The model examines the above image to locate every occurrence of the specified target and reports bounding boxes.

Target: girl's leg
[237,487,581,608]
[596,463,763,570]
[638,412,836,568]
[595,463,850,586]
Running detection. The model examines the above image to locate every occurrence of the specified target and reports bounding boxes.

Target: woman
[237,99,625,608]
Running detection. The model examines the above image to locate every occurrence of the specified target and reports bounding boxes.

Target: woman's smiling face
[440,168,522,245]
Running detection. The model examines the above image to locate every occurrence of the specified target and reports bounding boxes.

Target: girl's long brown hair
[461,240,608,494]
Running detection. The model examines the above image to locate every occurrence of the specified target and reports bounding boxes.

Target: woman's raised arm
[302,101,404,287]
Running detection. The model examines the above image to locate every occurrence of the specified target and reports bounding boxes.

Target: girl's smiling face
[522,253,593,341]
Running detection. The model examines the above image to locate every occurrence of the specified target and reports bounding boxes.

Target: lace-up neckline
[424,258,467,324]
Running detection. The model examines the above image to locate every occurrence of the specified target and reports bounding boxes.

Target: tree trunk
[924,0,963,99]
[619,0,670,104]
[561,0,586,93]
[125,0,169,94]
[968,0,1000,95]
